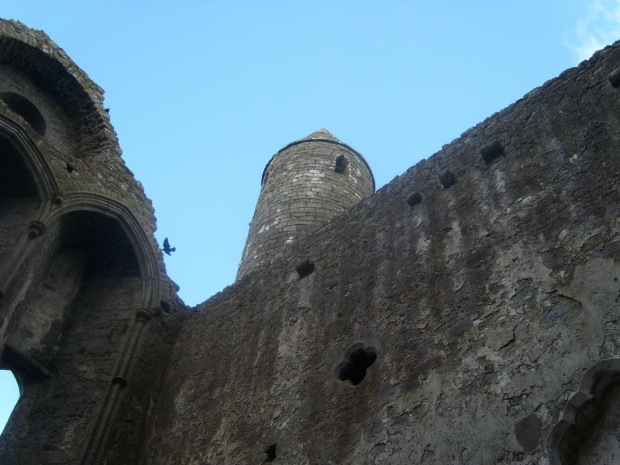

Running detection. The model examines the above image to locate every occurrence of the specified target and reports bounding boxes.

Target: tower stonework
[237,129,375,279]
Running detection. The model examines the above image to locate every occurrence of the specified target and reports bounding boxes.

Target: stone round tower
[237,129,375,279]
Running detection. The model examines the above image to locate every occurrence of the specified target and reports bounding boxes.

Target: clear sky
[1,0,619,435]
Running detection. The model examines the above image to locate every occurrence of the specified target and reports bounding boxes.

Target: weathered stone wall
[2,272,142,464]
[0,19,188,465]
[0,20,159,241]
[237,129,375,279]
[0,20,119,159]
[576,383,620,464]
[0,63,78,157]
[2,17,620,465]
[0,210,185,465]
[141,42,620,464]
[3,234,85,368]
[101,302,185,465]
[0,134,41,290]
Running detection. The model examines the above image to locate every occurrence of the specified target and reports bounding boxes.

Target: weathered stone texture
[0,63,78,156]
[140,42,620,464]
[237,129,375,279]
[2,18,620,465]
[576,383,620,464]
[0,20,118,159]
[0,19,187,465]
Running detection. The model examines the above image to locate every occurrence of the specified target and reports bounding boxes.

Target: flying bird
[163,237,176,256]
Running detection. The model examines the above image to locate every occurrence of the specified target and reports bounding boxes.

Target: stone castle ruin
[0,18,619,465]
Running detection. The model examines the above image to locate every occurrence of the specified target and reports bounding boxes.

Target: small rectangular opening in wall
[480,141,505,163]
[295,260,315,278]
[609,67,620,87]
[263,444,277,462]
[438,170,455,188]
[406,192,423,208]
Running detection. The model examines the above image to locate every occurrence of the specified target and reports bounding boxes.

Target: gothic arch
[548,359,620,465]
[43,193,161,309]
[0,114,56,340]
[0,202,161,464]
[0,113,56,210]
[1,196,161,375]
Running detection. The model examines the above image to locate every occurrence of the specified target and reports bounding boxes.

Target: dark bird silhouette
[163,237,176,256]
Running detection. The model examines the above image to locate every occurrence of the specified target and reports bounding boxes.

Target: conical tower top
[300,128,342,142]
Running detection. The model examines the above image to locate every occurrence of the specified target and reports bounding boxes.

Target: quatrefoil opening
[338,346,377,386]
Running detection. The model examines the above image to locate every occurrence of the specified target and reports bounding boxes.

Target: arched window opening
[0,92,46,136]
[0,199,152,462]
[0,369,21,434]
[335,154,349,175]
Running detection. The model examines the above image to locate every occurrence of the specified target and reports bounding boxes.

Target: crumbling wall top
[0,19,121,158]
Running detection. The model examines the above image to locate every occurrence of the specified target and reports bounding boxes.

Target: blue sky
[1,0,619,434]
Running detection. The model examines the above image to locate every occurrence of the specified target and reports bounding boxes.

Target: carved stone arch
[0,198,162,464]
[0,113,57,210]
[1,197,160,375]
[548,359,620,465]
[44,193,161,309]
[0,113,57,332]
